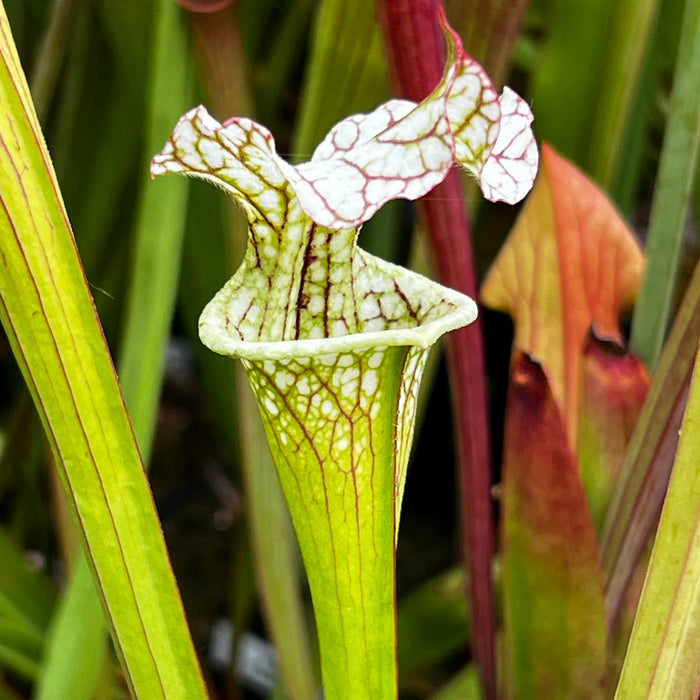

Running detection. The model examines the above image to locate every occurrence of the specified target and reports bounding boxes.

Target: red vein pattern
[151,9,536,698]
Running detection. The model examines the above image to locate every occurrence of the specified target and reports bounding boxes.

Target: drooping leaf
[501,352,607,700]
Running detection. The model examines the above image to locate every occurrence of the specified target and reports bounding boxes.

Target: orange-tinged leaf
[577,332,649,533]
[481,143,644,443]
[502,352,607,700]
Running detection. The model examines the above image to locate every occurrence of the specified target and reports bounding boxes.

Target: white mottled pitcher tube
[197,243,476,698]
[201,258,475,698]
[152,11,536,697]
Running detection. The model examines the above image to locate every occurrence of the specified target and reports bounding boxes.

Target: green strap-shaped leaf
[586,0,661,191]
[613,346,700,698]
[118,0,192,461]
[34,557,107,698]
[292,0,389,159]
[602,254,700,626]
[0,5,207,698]
[36,1,194,697]
[630,0,700,368]
[529,0,614,165]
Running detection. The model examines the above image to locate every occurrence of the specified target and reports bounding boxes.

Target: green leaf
[117,0,192,460]
[0,527,54,680]
[36,1,194,696]
[397,567,470,691]
[34,558,107,698]
[429,665,483,700]
[586,0,661,191]
[613,336,700,698]
[630,0,700,368]
[292,0,389,159]
[254,0,314,127]
[602,255,700,626]
[529,0,614,164]
[28,0,77,123]
[0,4,207,698]
[93,0,153,96]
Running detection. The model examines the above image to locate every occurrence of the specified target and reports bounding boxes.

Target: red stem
[376,2,496,698]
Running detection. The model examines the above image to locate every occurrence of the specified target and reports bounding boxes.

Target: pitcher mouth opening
[198,271,478,361]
